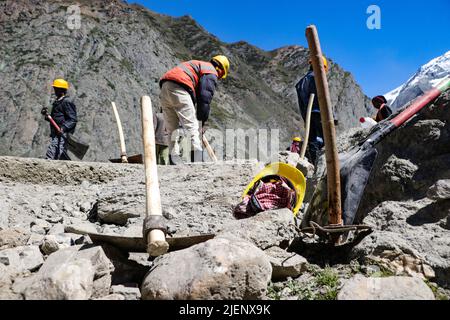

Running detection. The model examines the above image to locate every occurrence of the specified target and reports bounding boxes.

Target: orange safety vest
[161,60,218,96]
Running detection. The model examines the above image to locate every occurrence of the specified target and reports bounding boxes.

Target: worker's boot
[190,150,203,163]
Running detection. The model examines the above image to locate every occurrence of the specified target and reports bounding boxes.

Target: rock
[218,209,296,250]
[64,221,98,235]
[111,284,141,300]
[23,245,114,300]
[277,151,300,167]
[40,235,71,255]
[47,223,65,235]
[427,180,450,201]
[80,202,92,213]
[122,225,142,237]
[296,158,315,179]
[96,194,143,226]
[99,243,150,285]
[0,245,43,274]
[30,219,52,235]
[264,246,308,281]
[0,228,30,250]
[95,294,125,300]
[141,235,272,300]
[45,216,64,224]
[26,233,45,246]
[337,275,435,300]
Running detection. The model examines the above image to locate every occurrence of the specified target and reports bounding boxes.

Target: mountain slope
[0,0,371,161]
[385,51,450,109]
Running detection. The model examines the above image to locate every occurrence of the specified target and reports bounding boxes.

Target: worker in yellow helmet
[160,55,230,164]
[295,55,335,165]
[41,78,77,160]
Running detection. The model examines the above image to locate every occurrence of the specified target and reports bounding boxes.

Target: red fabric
[161,60,218,95]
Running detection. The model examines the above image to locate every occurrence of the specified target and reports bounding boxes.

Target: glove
[40,107,48,116]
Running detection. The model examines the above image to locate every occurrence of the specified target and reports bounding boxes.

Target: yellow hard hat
[293,137,302,142]
[309,56,328,73]
[52,79,69,89]
[212,55,230,79]
[242,162,306,216]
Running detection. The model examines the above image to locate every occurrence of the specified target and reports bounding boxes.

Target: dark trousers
[306,113,324,165]
[46,135,69,160]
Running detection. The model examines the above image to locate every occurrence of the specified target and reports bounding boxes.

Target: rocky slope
[0,0,371,161]
[0,88,449,300]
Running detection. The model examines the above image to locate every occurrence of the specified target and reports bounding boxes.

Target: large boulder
[141,235,272,300]
[22,245,114,300]
[337,275,435,300]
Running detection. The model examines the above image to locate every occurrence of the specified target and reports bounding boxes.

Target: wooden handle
[305,25,342,226]
[140,96,168,256]
[111,102,128,163]
[300,93,315,160]
[202,134,218,162]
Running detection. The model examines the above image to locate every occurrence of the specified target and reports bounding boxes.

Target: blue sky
[134,0,450,97]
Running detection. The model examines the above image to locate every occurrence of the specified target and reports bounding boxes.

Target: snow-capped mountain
[385,51,450,109]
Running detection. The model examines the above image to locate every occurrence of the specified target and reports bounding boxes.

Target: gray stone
[427,180,450,201]
[49,203,58,212]
[80,202,92,213]
[95,294,125,300]
[23,245,114,300]
[40,235,71,255]
[26,233,45,246]
[64,221,98,235]
[96,194,143,226]
[337,275,435,300]
[141,235,272,300]
[264,246,308,281]
[111,284,141,300]
[47,223,65,235]
[0,228,30,250]
[92,274,113,299]
[0,245,43,274]
[30,219,52,234]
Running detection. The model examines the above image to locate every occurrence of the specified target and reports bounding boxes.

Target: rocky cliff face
[0,0,371,161]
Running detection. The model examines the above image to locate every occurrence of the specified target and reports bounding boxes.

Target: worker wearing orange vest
[159,55,230,163]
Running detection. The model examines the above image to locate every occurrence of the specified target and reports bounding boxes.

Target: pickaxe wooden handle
[111,102,128,163]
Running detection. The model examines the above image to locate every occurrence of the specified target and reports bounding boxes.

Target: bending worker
[159,55,230,163]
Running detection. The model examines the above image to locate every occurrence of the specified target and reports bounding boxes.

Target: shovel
[43,112,89,160]
[109,101,143,164]
[301,77,450,245]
